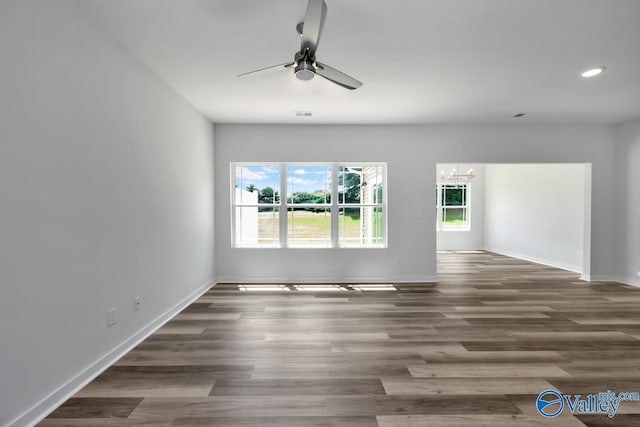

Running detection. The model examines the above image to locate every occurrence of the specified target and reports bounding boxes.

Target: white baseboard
[484,248,582,274]
[612,276,640,288]
[589,275,619,283]
[215,276,439,284]
[10,280,215,427]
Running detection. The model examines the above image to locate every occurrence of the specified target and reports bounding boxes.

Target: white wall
[215,124,615,284]
[0,1,214,425]
[436,163,485,251]
[483,164,586,273]
[614,118,640,286]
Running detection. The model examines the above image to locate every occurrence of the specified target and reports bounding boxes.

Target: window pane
[442,185,466,206]
[235,206,279,246]
[364,165,384,205]
[258,207,280,245]
[339,165,384,205]
[338,166,362,204]
[287,166,331,204]
[339,207,384,246]
[339,207,360,244]
[373,206,384,243]
[234,165,280,204]
[443,207,466,227]
[287,208,330,246]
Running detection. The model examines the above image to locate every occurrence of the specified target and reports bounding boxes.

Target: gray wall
[614,118,640,286]
[484,164,587,273]
[215,124,616,283]
[0,1,214,425]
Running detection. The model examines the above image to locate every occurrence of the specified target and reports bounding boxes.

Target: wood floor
[41,252,640,426]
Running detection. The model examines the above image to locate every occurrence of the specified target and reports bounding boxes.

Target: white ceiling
[82,0,640,124]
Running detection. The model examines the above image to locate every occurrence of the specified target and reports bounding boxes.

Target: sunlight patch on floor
[238,285,290,292]
[350,284,397,291]
[236,284,398,292]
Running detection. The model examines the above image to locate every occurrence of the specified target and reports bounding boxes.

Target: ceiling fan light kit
[238,0,362,90]
[294,61,316,81]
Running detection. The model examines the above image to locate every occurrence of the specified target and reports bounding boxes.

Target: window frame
[436,183,470,231]
[231,162,282,247]
[231,162,387,248]
[337,164,386,247]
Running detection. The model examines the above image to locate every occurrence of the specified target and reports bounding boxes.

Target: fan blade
[316,62,363,90]
[237,62,294,77]
[301,0,327,57]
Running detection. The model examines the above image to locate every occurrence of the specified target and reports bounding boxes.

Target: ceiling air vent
[295,111,313,117]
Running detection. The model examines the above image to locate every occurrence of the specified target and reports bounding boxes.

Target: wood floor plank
[74,366,219,398]
[250,365,412,379]
[461,340,640,351]
[210,378,386,396]
[381,377,553,395]
[571,318,640,325]
[510,331,637,341]
[377,414,587,427]
[170,416,378,426]
[264,332,390,341]
[444,312,550,319]
[330,342,469,353]
[420,349,565,363]
[173,312,243,320]
[452,305,554,312]
[46,398,143,418]
[128,395,520,419]
[39,419,171,426]
[407,362,571,378]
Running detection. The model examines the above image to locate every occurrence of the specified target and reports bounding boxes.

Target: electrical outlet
[636,270,640,277]
[107,307,118,326]
[133,297,141,312]
[206,262,211,273]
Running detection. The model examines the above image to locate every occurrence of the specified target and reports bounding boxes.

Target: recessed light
[581,66,606,78]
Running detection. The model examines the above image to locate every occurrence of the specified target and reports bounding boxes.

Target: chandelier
[440,165,475,186]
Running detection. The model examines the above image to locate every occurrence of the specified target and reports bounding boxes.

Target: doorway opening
[436,163,592,280]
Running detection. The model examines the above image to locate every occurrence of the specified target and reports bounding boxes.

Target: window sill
[232,245,387,249]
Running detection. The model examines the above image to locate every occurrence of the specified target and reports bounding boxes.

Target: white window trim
[231,162,387,248]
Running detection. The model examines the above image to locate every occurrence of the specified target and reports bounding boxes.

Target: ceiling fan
[238,0,363,90]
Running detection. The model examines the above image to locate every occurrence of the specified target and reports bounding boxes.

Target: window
[436,184,469,230]
[231,163,386,248]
